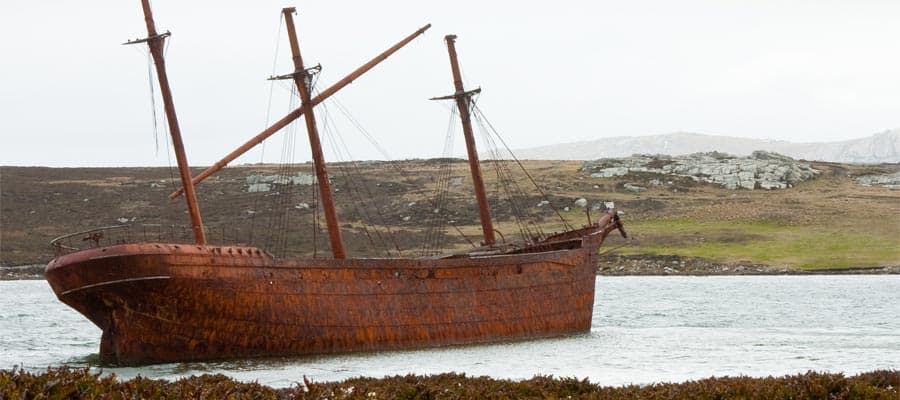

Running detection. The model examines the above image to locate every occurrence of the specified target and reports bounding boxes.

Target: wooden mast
[134,0,206,244]
[167,23,431,200]
[443,35,495,246]
[280,7,345,259]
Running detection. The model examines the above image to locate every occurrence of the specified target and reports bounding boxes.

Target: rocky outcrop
[245,173,316,192]
[855,171,900,189]
[581,151,819,190]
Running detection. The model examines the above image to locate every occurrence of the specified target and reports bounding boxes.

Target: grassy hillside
[1,160,898,271]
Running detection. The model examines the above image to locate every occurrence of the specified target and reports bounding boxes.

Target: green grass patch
[619,219,900,270]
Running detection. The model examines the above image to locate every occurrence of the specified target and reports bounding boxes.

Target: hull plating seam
[60,276,172,295]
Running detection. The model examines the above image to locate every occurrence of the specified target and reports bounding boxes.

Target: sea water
[1,275,897,388]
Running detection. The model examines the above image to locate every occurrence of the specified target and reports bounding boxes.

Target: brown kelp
[2,367,898,399]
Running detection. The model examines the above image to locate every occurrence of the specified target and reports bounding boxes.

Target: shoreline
[598,254,900,276]
[4,257,899,281]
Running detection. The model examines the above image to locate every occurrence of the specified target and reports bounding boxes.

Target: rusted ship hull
[45,238,600,366]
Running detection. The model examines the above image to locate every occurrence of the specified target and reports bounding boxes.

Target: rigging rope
[248,12,288,253]
[472,104,573,232]
[146,51,160,155]
[317,94,402,257]
[259,13,285,164]
[259,83,300,257]
[421,108,459,255]
[474,112,542,243]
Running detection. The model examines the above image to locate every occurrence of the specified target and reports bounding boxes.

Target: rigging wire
[330,97,394,161]
[248,11,287,251]
[317,95,400,257]
[312,165,320,258]
[146,51,160,155]
[472,104,573,232]
[331,96,459,245]
[421,108,460,255]
[260,13,285,163]
[142,46,179,198]
[329,94,485,256]
[473,109,541,243]
[274,85,300,256]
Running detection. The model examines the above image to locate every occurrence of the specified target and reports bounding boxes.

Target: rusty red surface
[45,233,605,366]
[45,242,599,365]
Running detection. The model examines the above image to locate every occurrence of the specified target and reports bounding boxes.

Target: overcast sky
[1,0,898,167]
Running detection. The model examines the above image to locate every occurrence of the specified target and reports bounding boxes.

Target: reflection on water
[2,276,898,387]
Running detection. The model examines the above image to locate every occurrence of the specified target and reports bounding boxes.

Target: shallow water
[1,276,897,387]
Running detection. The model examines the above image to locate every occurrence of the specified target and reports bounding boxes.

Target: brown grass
[2,160,898,270]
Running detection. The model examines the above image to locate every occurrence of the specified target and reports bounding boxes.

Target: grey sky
[1,0,898,167]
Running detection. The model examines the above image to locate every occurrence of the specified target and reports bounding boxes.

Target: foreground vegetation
[1,367,898,399]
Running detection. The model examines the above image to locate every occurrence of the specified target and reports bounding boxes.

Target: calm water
[1,276,897,387]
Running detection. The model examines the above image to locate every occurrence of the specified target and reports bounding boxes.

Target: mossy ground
[617,219,900,270]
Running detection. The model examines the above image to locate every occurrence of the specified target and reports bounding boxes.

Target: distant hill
[511,129,900,163]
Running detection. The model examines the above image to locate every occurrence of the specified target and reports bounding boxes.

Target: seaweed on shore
[1,367,897,399]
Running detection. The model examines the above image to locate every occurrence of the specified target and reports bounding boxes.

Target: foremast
[435,35,495,246]
[131,0,206,244]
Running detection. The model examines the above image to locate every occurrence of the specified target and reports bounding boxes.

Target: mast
[440,34,495,246]
[131,0,206,244]
[167,23,431,200]
[280,7,345,259]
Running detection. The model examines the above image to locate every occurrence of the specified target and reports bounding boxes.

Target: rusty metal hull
[45,240,599,366]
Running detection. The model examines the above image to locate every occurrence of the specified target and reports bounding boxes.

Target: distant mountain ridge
[511,129,900,163]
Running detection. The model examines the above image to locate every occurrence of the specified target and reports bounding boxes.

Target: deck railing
[50,224,198,256]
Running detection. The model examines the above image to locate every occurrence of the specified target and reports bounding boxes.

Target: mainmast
[279,7,345,259]
[434,35,495,246]
[166,23,431,200]
[130,0,206,244]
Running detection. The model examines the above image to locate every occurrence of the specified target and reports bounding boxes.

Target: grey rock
[291,174,315,185]
[856,171,900,187]
[759,181,787,190]
[623,183,646,192]
[247,183,271,193]
[584,151,818,190]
